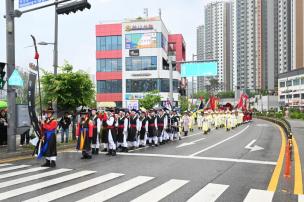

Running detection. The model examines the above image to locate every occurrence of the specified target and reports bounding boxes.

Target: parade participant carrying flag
[39,106,58,168]
[76,110,93,159]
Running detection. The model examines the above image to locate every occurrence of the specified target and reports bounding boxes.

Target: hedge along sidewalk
[0,141,76,163]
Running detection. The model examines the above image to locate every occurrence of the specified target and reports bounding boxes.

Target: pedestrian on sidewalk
[59,112,71,143]
[0,109,8,146]
[76,110,93,159]
[20,129,30,146]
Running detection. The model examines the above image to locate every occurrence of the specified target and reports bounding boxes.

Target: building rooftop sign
[125,24,154,32]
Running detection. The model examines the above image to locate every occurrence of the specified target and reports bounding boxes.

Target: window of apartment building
[287,94,292,99]
[301,78,304,85]
[96,36,122,51]
[126,56,157,71]
[293,79,300,86]
[97,80,122,93]
[97,58,122,72]
[293,94,300,98]
[280,81,285,87]
[280,95,285,100]
[301,94,304,100]
[286,80,292,87]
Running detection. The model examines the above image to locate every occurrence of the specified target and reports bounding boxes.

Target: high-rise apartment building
[202,1,231,91]
[278,0,292,74]
[292,0,304,70]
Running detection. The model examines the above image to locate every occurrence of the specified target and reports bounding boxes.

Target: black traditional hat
[46,106,54,113]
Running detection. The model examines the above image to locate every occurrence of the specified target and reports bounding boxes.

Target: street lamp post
[38,40,57,115]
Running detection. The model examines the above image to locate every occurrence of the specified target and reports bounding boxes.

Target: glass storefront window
[97,80,122,93]
[125,56,157,71]
[97,59,122,72]
[96,36,122,51]
[126,79,179,93]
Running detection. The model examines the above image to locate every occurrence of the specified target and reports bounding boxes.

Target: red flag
[34,52,39,60]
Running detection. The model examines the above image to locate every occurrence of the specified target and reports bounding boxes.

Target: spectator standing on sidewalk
[20,129,30,146]
[0,110,8,145]
[59,112,71,143]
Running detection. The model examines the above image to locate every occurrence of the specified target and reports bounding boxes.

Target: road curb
[0,144,76,163]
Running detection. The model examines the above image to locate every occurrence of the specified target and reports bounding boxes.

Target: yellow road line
[268,126,286,192]
[293,136,303,195]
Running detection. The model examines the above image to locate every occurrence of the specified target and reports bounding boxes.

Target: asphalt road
[0,119,302,202]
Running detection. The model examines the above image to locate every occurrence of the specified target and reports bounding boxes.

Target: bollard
[284,143,291,178]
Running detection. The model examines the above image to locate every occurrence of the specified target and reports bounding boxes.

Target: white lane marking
[0,167,49,180]
[177,138,206,148]
[0,170,95,201]
[93,152,276,165]
[245,139,264,152]
[76,176,154,202]
[0,168,71,188]
[131,179,189,202]
[0,163,12,167]
[24,173,124,202]
[299,194,304,202]
[187,183,229,202]
[189,125,250,157]
[129,132,205,152]
[0,164,31,173]
[243,189,274,202]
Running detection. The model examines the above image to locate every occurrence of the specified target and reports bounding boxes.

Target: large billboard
[125,33,158,49]
[181,61,218,77]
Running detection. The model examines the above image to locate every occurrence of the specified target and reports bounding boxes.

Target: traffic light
[0,62,6,90]
[56,0,91,15]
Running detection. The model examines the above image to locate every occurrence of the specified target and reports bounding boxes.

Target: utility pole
[53,0,59,116]
[6,0,16,152]
[169,57,173,105]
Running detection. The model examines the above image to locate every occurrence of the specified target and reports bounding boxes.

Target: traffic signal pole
[6,0,16,152]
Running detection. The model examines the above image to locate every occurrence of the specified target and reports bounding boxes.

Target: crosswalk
[0,163,300,202]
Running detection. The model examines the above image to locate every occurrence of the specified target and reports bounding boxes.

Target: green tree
[193,91,210,102]
[16,69,29,105]
[41,62,95,113]
[179,96,190,112]
[217,91,235,99]
[206,78,219,95]
[138,90,161,109]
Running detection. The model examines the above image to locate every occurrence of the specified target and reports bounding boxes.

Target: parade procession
[35,95,253,167]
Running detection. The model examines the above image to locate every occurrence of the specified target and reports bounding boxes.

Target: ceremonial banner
[28,72,41,137]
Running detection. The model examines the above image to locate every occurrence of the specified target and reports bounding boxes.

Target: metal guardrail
[255,116,292,139]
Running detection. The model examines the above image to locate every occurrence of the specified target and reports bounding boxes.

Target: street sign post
[19,0,49,8]
[8,69,23,87]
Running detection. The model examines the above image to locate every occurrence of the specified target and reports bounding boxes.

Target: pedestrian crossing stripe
[0,164,31,173]
[187,183,229,202]
[0,166,49,180]
[24,173,125,202]
[0,163,12,167]
[243,189,274,202]
[0,168,72,189]
[131,179,189,202]
[0,163,301,202]
[299,194,304,202]
[76,176,155,202]
[0,170,95,201]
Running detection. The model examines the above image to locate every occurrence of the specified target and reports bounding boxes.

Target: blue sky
[0,0,212,74]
